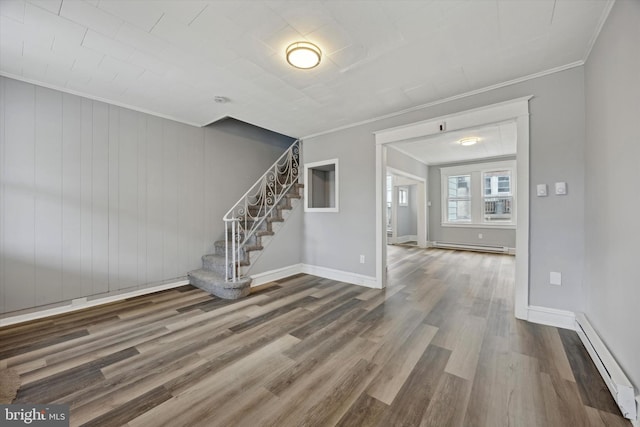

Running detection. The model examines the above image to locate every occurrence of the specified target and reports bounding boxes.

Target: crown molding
[301,61,584,140]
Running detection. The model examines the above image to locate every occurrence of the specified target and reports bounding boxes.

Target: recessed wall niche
[304,159,339,212]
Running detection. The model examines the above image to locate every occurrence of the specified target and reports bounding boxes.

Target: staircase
[188,140,302,299]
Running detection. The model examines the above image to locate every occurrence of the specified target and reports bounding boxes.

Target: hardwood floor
[1,246,629,427]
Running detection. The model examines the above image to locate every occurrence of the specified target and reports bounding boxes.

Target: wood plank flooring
[0,246,630,427]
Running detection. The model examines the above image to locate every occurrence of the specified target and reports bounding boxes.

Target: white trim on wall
[0,279,189,327]
[251,264,303,287]
[0,264,575,334]
[301,63,582,140]
[440,159,517,228]
[375,96,532,320]
[389,235,419,244]
[583,0,616,61]
[527,306,576,330]
[251,263,379,289]
[301,264,379,288]
[304,158,340,213]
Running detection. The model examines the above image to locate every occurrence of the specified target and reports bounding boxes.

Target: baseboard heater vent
[431,241,509,254]
[575,313,637,421]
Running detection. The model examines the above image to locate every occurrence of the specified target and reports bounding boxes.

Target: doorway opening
[386,167,426,248]
[375,97,531,320]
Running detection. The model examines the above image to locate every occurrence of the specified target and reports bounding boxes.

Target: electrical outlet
[478,233,483,239]
[360,255,365,264]
[550,272,562,286]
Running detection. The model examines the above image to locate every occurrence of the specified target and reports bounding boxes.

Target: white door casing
[374,96,531,320]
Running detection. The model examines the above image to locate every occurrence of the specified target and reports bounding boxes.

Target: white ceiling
[0,0,612,138]
[391,121,517,165]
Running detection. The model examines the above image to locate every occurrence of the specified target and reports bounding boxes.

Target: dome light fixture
[458,137,479,146]
[286,41,322,69]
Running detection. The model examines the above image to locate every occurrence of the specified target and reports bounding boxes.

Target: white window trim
[440,160,516,228]
[304,158,339,213]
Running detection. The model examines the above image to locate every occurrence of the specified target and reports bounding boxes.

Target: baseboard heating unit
[575,313,637,421]
[431,241,509,254]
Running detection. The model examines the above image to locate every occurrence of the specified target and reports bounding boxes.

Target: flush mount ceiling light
[458,137,479,146]
[286,41,322,69]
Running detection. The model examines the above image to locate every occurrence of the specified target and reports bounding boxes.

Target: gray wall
[303,66,586,311]
[310,168,336,209]
[0,76,293,314]
[584,0,640,389]
[428,158,516,248]
[387,146,428,180]
[249,202,303,274]
[302,124,376,276]
[396,185,417,238]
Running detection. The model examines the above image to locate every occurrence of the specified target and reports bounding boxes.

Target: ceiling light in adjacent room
[458,137,479,146]
[286,42,322,69]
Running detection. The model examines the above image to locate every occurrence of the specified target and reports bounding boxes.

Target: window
[483,170,512,222]
[398,187,409,206]
[446,175,471,222]
[441,160,516,227]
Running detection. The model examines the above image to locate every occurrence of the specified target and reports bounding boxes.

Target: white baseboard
[301,264,380,288]
[0,279,190,327]
[391,235,418,244]
[575,313,637,421]
[429,241,514,254]
[250,264,303,287]
[250,263,379,289]
[527,305,576,330]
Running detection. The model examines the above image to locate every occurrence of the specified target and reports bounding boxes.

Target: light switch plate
[550,272,562,286]
[536,184,548,197]
[555,182,567,195]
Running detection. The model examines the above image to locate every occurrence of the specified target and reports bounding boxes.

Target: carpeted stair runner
[188,183,302,299]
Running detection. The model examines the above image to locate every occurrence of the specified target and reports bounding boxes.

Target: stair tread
[189,268,250,285]
[214,240,240,247]
[188,269,251,299]
[188,268,225,281]
[202,253,227,262]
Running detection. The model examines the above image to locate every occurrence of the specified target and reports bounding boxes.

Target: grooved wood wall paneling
[0,77,290,314]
